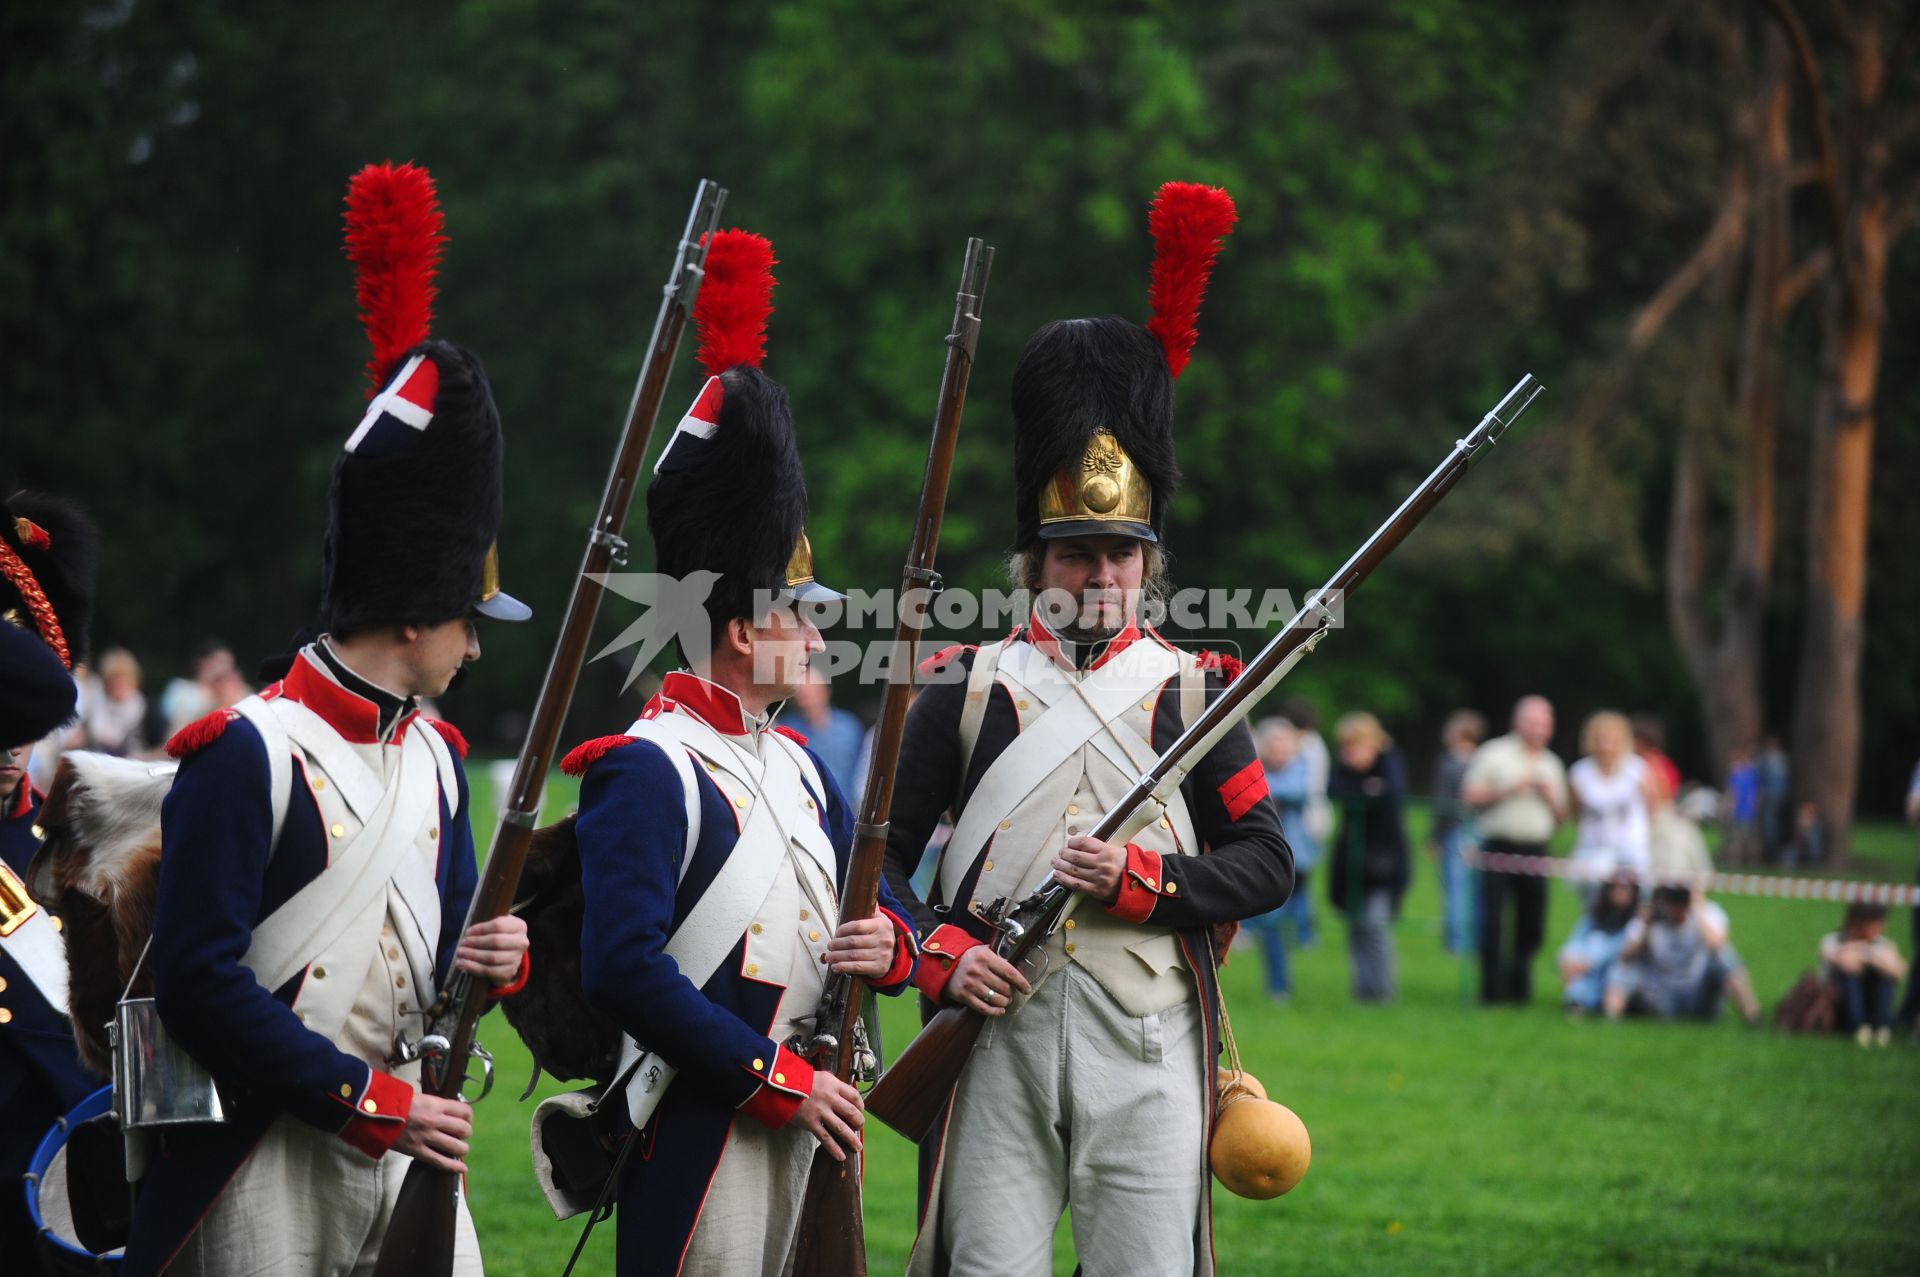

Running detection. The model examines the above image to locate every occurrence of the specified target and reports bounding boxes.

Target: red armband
[487,950,530,999]
[737,1044,815,1129]
[336,1070,414,1159]
[1105,843,1166,924]
[912,923,984,1003]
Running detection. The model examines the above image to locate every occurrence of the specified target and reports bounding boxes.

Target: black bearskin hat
[1,491,98,669]
[321,162,528,636]
[1011,182,1237,550]
[647,229,838,644]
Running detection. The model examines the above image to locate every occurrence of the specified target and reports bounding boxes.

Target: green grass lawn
[459,772,1919,1275]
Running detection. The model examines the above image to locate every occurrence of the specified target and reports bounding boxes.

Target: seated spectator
[1557,864,1640,1014]
[1787,800,1826,868]
[1604,884,1762,1025]
[1820,903,1908,1048]
[1327,712,1409,1005]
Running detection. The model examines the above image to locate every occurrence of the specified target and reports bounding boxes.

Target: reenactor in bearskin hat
[559,229,920,1276]
[0,491,99,1275]
[879,183,1294,1275]
[126,162,531,1276]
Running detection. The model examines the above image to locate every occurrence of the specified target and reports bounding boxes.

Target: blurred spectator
[1820,903,1907,1047]
[789,671,865,796]
[160,639,237,737]
[1280,694,1332,855]
[1464,695,1568,1005]
[1603,884,1762,1025]
[1787,801,1826,869]
[1568,711,1655,886]
[1430,708,1486,956]
[1556,863,1640,1014]
[83,647,148,756]
[1242,718,1320,1001]
[1327,712,1408,1004]
[1722,749,1762,865]
[1757,735,1789,859]
[1630,713,1682,807]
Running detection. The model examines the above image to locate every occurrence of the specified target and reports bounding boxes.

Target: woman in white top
[1568,711,1658,882]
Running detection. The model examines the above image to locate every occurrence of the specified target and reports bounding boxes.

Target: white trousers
[676,1110,815,1276]
[169,1114,482,1277]
[939,962,1208,1277]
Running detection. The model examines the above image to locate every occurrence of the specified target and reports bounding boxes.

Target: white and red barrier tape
[1464,849,1920,907]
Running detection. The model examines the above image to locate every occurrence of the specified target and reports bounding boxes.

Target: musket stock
[373,179,729,1277]
[865,374,1545,1139]
[786,238,992,1277]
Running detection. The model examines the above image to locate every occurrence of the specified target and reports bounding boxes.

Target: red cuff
[1105,843,1166,924]
[487,950,531,999]
[337,1070,414,1159]
[912,923,985,1003]
[876,908,919,990]
[737,1044,815,1129]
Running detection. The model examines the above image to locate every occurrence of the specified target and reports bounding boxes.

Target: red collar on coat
[1023,612,1144,672]
[271,649,420,746]
[4,778,34,822]
[644,670,758,737]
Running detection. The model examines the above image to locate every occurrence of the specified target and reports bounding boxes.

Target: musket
[865,374,1546,1141]
[374,179,729,1277]
[784,238,993,1277]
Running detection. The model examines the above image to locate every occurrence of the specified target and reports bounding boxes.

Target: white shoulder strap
[615,721,807,1129]
[956,641,1004,781]
[231,695,292,853]
[412,720,461,820]
[624,718,705,886]
[1179,652,1206,734]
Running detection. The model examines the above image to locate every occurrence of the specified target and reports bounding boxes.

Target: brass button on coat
[330,823,346,839]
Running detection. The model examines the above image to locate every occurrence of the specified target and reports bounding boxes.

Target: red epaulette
[1194,649,1246,683]
[917,642,976,678]
[426,718,469,759]
[560,735,638,777]
[166,708,238,759]
[772,724,809,747]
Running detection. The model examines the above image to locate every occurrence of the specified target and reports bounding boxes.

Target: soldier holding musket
[128,163,531,1276]
[561,229,921,1276]
[879,182,1293,1276]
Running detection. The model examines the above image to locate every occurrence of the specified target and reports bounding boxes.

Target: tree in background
[1767,0,1916,856]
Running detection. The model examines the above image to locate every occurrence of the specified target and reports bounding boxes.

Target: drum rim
[25,1083,122,1261]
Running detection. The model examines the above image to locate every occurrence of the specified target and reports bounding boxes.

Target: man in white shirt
[1462,695,1568,1004]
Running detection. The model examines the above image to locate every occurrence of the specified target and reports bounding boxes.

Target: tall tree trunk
[1774,0,1898,857]
[1665,16,1789,781]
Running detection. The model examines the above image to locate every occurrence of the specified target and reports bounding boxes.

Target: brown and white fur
[27,751,175,1076]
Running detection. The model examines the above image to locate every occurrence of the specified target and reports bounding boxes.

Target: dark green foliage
[3,0,1913,807]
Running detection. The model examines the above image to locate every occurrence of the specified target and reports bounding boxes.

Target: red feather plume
[1144,181,1238,379]
[344,161,447,397]
[694,229,779,377]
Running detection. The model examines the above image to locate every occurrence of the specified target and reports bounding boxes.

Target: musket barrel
[866,374,1545,1139]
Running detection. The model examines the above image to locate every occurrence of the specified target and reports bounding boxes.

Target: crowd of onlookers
[1242,693,1919,1047]
[22,639,252,790]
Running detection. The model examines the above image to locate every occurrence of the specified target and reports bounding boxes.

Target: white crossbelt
[0,862,70,1016]
[242,704,441,1007]
[616,713,831,1128]
[941,639,1183,905]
